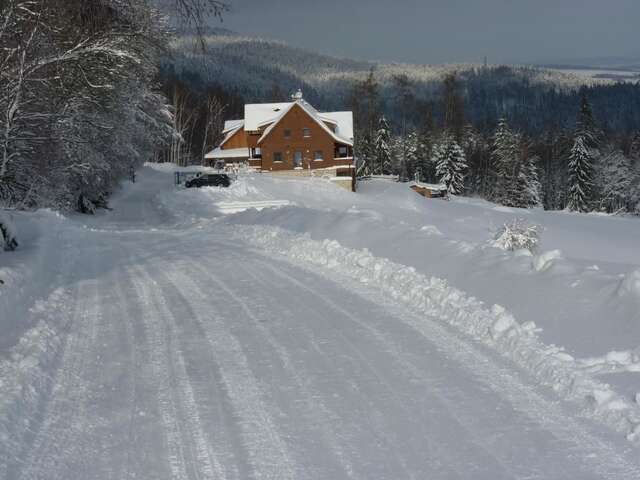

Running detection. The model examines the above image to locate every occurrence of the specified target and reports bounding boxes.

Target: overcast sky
[220,0,639,65]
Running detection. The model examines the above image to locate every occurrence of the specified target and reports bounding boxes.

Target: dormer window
[303,128,311,138]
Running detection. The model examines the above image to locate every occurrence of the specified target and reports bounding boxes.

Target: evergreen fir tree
[596,148,632,213]
[415,131,434,182]
[414,110,435,182]
[433,133,467,194]
[576,93,600,149]
[538,130,568,210]
[629,131,640,162]
[404,131,419,180]
[442,73,466,140]
[567,135,594,212]
[390,135,403,175]
[375,116,392,175]
[566,95,601,212]
[491,118,520,204]
[517,149,542,208]
[629,132,640,213]
[490,119,541,208]
[356,132,375,176]
[460,125,487,195]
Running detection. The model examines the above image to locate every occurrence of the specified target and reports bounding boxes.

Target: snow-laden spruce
[374,116,393,175]
[491,118,541,208]
[236,224,640,443]
[567,135,595,212]
[596,148,634,213]
[432,132,467,194]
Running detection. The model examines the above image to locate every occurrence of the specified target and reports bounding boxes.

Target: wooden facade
[222,128,248,150]
[258,103,352,171]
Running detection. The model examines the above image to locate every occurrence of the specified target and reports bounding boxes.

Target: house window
[338,146,348,157]
[314,151,324,161]
[273,152,283,163]
[284,129,292,139]
[303,128,311,138]
[251,147,262,158]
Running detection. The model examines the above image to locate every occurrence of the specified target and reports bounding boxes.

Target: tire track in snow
[138,259,247,480]
[178,242,512,478]
[237,255,498,479]
[220,257,422,479]
[129,264,224,480]
[251,257,562,479]
[137,258,297,480]
[168,258,362,480]
[111,266,145,480]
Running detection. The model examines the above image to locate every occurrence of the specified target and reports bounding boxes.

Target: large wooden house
[206,91,354,175]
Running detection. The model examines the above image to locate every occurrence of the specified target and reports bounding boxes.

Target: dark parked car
[185,173,231,189]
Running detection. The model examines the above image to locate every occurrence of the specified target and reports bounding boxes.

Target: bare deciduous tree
[0,0,228,209]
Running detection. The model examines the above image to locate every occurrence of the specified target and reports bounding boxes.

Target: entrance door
[294,150,303,168]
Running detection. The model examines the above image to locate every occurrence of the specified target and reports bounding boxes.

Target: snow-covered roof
[255,100,354,147]
[321,111,354,142]
[412,181,447,191]
[223,120,244,133]
[205,147,249,159]
[244,103,292,131]
[240,96,353,147]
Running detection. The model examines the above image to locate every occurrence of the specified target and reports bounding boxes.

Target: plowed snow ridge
[236,224,640,442]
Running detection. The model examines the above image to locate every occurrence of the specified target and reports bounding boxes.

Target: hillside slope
[163,30,640,132]
[169,29,603,97]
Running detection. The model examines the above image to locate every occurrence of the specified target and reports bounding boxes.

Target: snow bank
[580,349,640,375]
[235,225,640,442]
[0,288,74,470]
[420,225,443,236]
[618,270,640,298]
[0,210,76,472]
[532,249,563,272]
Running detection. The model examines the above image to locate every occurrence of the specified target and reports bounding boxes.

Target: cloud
[220,0,638,64]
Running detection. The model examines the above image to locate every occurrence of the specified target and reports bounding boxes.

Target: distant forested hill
[161,29,640,135]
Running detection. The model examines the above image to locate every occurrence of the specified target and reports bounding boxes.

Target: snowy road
[4,172,640,479]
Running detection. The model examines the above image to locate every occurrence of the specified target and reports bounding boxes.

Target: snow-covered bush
[492,219,540,253]
[0,211,18,251]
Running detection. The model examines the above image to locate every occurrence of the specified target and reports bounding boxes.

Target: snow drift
[618,270,640,298]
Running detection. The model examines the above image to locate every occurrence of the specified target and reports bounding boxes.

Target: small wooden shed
[410,182,448,199]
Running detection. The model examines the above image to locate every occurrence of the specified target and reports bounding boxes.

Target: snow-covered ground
[2,164,640,479]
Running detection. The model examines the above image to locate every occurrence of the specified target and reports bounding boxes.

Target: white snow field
[2,165,640,479]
